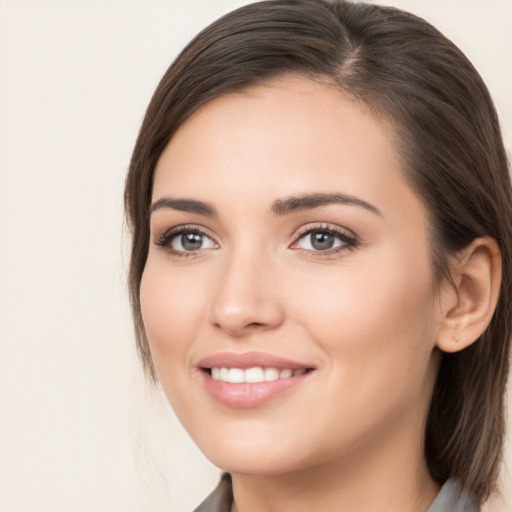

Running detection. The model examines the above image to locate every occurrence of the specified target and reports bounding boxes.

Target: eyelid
[153,224,219,256]
[290,223,359,255]
[293,222,357,240]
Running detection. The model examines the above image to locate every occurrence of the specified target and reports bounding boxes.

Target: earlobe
[436,237,502,354]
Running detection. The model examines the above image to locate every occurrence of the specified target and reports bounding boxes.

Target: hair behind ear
[426,238,507,498]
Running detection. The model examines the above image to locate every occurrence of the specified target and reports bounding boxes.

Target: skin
[140,76,497,511]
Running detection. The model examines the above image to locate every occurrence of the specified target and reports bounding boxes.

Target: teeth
[245,367,264,383]
[264,367,279,381]
[210,366,307,383]
[228,368,245,383]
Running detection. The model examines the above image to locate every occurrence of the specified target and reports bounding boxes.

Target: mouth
[205,366,312,383]
[198,352,315,408]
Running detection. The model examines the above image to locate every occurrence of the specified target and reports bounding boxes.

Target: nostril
[212,318,276,335]
[247,322,264,328]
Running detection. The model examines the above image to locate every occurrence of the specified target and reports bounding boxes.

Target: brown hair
[124,0,512,502]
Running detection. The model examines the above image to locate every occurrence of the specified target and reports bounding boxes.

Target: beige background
[0,1,510,511]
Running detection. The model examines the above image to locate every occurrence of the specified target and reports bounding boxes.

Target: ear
[436,237,502,354]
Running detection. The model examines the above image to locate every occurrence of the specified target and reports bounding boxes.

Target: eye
[154,226,217,255]
[292,226,358,254]
[298,230,341,251]
[171,231,215,252]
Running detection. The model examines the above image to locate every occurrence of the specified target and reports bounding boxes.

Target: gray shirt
[194,473,480,512]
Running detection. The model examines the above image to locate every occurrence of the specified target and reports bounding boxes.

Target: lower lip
[202,371,312,408]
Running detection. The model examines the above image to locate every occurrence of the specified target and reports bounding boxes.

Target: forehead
[152,76,419,223]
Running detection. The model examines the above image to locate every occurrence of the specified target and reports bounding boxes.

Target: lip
[197,351,315,408]
[198,351,312,370]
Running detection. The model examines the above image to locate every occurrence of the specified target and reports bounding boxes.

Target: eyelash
[154,225,216,258]
[292,224,359,257]
[153,223,359,258]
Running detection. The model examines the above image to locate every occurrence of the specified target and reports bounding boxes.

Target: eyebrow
[149,192,381,218]
[271,193,381,216]
[150,198,217,216]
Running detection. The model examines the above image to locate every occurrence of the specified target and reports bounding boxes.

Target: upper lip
[198,351,314,370]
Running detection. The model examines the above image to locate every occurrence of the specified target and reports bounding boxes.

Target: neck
[230,411,440,512]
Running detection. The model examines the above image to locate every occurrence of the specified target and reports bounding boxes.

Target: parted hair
[124,0,512,502]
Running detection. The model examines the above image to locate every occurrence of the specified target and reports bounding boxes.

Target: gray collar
[194,474,480,512]
[427,478,480,512]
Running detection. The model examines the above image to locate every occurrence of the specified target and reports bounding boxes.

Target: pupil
[312,231,334,250]
[182,233,202,250]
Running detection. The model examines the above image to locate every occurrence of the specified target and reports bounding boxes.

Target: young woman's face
[141,76,445,476]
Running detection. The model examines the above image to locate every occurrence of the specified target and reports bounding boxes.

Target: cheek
[288,248,438,390]
[280,252,439,461]
[139,260,210,378]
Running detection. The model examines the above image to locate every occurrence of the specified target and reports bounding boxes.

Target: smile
[198,352,315,408]
[210,366,307,383]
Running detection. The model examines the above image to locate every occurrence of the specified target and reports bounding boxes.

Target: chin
[208,453,306,477]
[192,429,310,476]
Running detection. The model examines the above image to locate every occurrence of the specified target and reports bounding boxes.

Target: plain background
[0,1,511,511]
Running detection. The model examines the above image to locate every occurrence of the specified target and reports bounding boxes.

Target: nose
[208,249,285,337]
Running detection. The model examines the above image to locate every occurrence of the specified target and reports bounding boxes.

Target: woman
[124,1,512,510]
